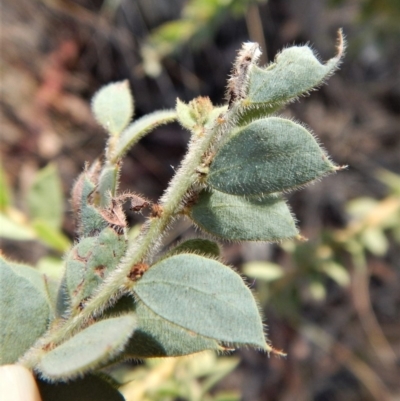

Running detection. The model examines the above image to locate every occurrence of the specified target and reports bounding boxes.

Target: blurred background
[1,0,400,400]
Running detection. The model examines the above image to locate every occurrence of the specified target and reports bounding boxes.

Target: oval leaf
[246,31,344,107]
[92,81,134,136]
[190,189,298,241]
[0,257,50,364]
[208,118,336,196]
[37,374,125,401]
[134,254,266,348]
[39,315,136,380]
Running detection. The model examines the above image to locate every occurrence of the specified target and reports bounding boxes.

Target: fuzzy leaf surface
[246,40,343,107]
[27,164,63,230]
[39,315,137,380]
[37,374,125,401]
[123,301,221,358]
[134,254,266,348]
[65,227,127,307]
[191,189,298,241]
[10,262,58,318]
[0,258,50,364]
[92,80,134,136]
[208,118,335,196]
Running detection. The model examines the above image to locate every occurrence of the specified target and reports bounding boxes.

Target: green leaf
[245,32,344,107]
[134,254,266,348]
[0,213,36,240]
[6,260,58,319]
[208,118,336,196]
[124,301,221,358]
[92,80,134,136]
[78,175,108,237]
[176,98,226,132]
[103,296,221,358]
[176,98,197,131]
[27,164,64,230]
[37,374,125,401]
[32,219,70,252]
[0,257,50,364]
[65,227,127,307]
[243,261,284,282]
[39,315,137,380]
[0,165,11,210]
[55,275,70,318]
[321,261,350,287]
[167,238,220,258]
[190,189,298,241]
[112,110,176,162]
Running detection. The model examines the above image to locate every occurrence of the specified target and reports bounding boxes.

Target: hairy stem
[20,108,236,370]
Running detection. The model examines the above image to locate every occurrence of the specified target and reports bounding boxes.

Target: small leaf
[361,227,389,256]
[78,176,108,237]
[0,213,36,240]
[134,254,266,348]
[321,261,350,287]
[245,30,344,107]
[27,164,64,230]
[123,301,221,358]
[190,189,298,241]
[55,275,70,318]
[167,238,220,258]
[176,98,197,130]
[176,98,224,132]
[65,227,127,307]
[39,315,137,380]
[243,261,284,282]
[208,118,336,196]
[112,110,176,162]
[32,219,70,252]
[0,257,50,364]
[37,374,125,401]
[92,81,134,136]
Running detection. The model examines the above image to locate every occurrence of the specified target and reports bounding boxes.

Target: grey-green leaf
[190,189,298,241]
[92,80,134,136]
[37,375,125,401]
[246,31,344,107]
[208,117,336,196]
[27,164,64,230]
[123,301,221,358]
[9,261,58,318]
[0,257,50,364]
[65,227,127,308]
[39,315,137,380]
[134,254,266,348]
